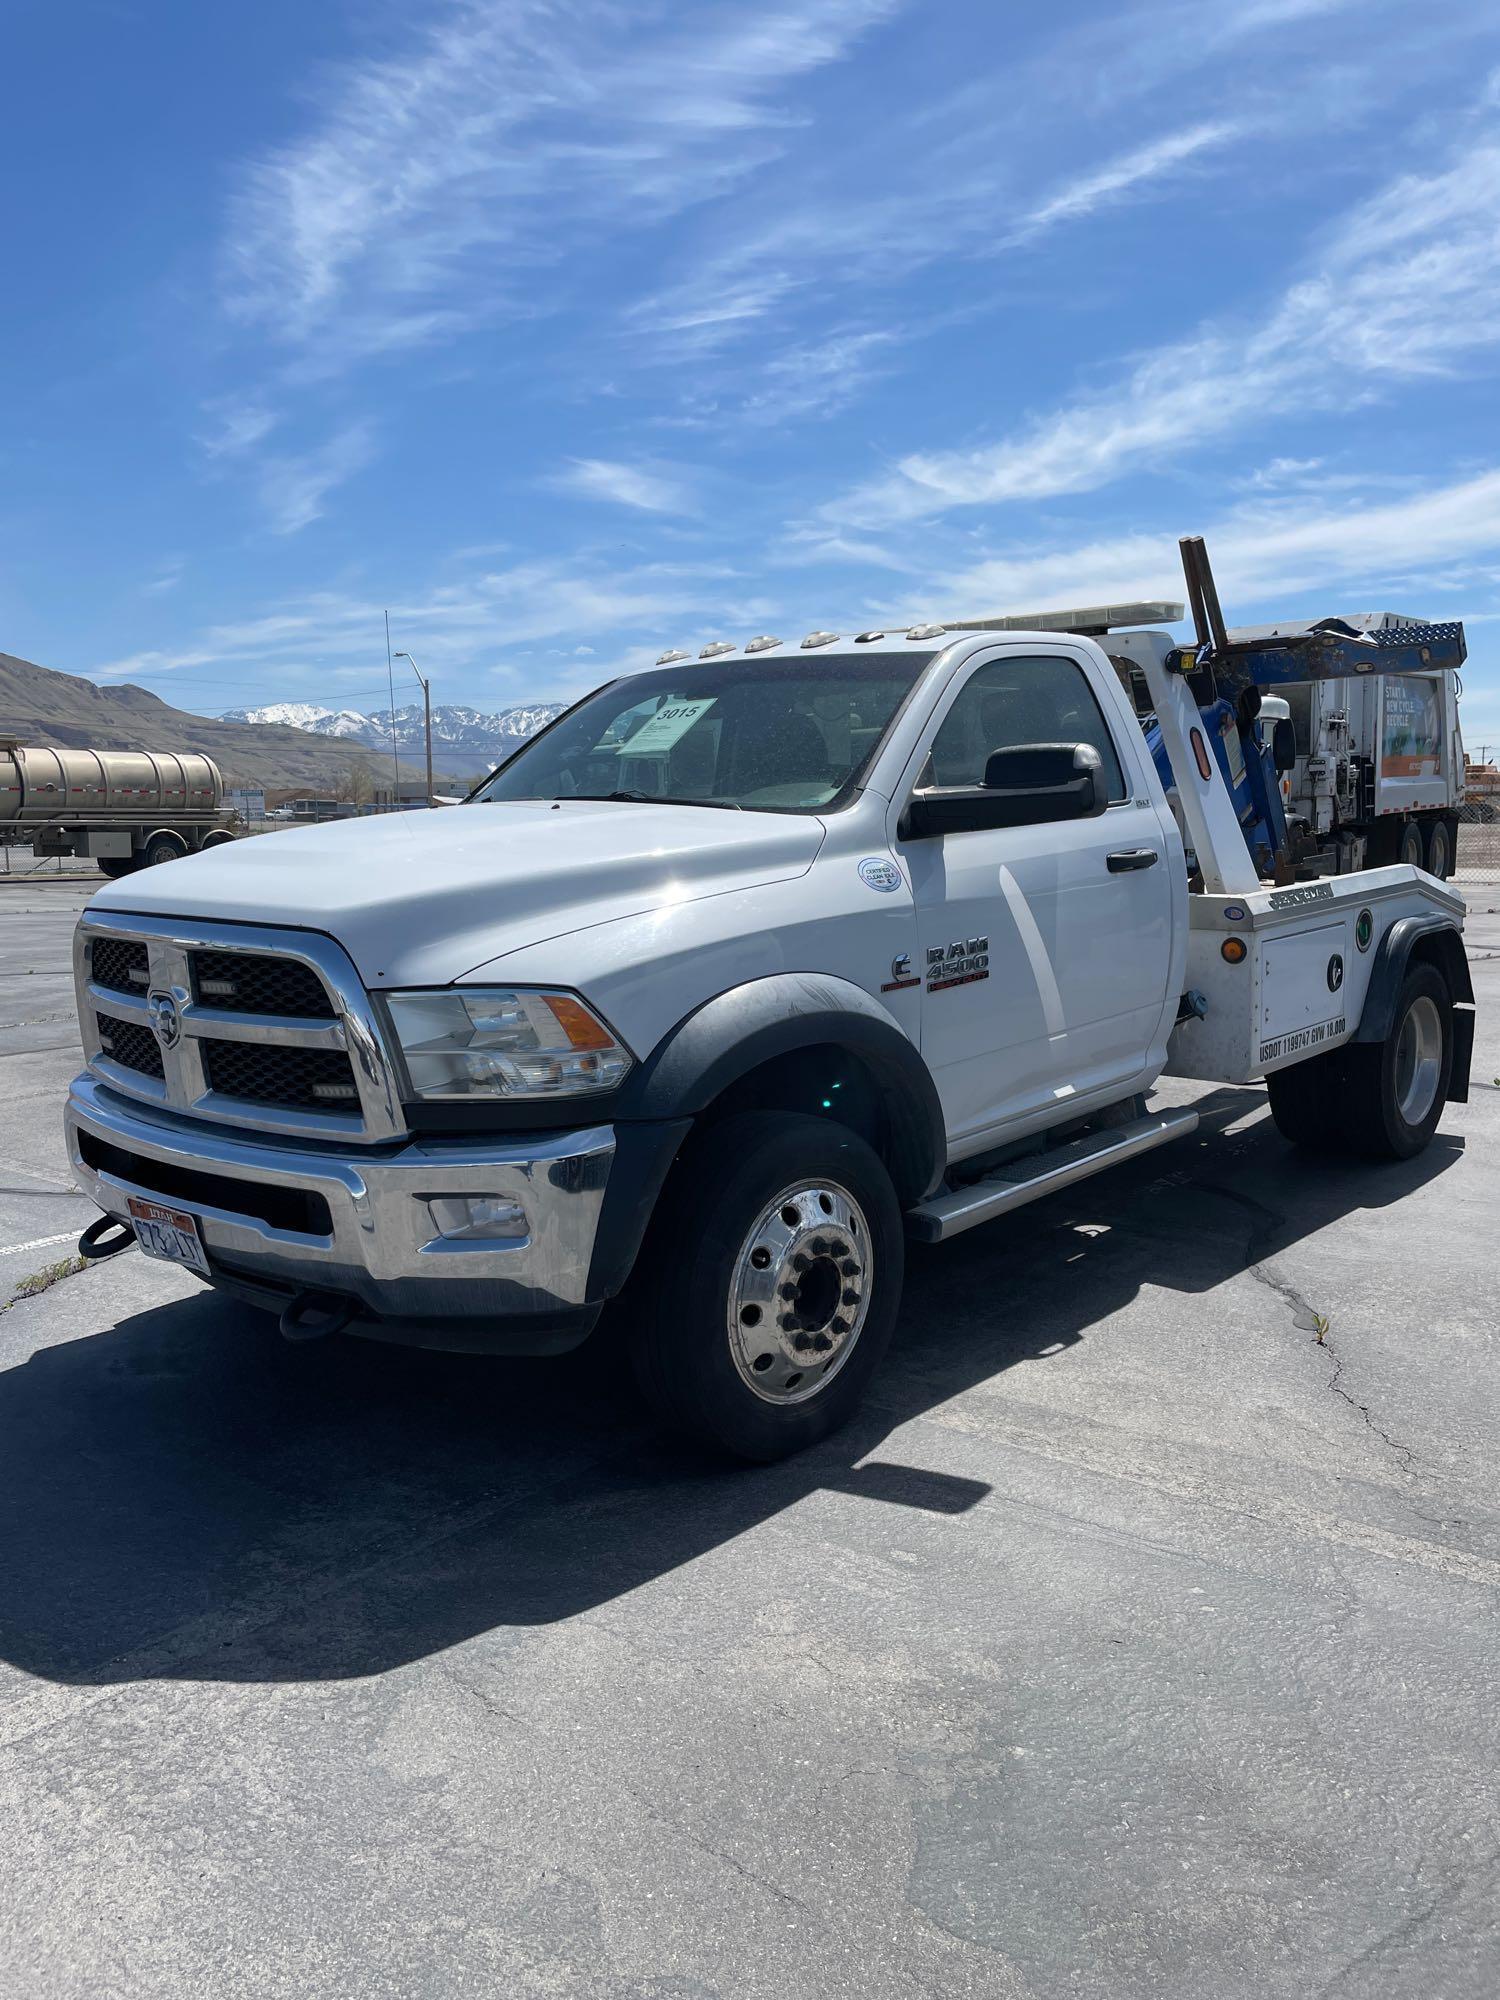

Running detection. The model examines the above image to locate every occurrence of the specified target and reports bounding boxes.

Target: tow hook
[279,1290,355,1343]
[78,1214,137,1261]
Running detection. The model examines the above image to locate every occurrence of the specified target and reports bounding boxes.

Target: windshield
[474,654,935,813]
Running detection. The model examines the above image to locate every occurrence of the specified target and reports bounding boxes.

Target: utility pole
[383,610,400,811]
[393,652,434,807]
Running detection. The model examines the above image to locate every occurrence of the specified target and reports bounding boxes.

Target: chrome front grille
[76,914,404,1144]
[91,937,150,998]
[200,1038,360,1109]
[190,950,334,1019]
[96,1009,165,1079]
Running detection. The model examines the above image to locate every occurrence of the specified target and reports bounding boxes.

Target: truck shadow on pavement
[0,1086,1463,1688]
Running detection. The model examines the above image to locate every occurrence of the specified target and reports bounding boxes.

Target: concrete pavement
[0,882,1495,1998]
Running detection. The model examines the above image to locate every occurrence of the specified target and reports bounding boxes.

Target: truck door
[895,647,1178,1152]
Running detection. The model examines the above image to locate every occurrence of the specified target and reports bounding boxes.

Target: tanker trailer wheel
[143,830,189,867]
[629,1111,903,1462]
[96,854,138,880]
[200,829,236,851]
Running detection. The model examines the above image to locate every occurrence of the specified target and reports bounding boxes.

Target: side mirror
[1271,718,1296,773]
[902,742,1109,839]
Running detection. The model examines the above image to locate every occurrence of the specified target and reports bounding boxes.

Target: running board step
[907,1107,1200,1244]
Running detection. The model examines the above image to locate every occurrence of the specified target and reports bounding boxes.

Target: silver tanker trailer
[0,739,235,875]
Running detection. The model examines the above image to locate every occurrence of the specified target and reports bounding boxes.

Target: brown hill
[0,651,453,792]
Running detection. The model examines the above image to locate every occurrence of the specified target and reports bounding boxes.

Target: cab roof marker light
[656,649,690,665]
[744,635,782,653]
[699,640,736,659]
[906,623,946,641]
[854,631,886,643]
[801,631,841,649]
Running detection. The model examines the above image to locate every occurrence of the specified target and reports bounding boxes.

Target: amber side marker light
[1221,937,1248,964]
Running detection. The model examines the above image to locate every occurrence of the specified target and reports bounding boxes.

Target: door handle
[1107,848,1159,872]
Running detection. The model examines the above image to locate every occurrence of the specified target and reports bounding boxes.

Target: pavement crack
[0,1253,89,1318]
[1206,1183,1420,1478]
[1321,1324,1418,1474]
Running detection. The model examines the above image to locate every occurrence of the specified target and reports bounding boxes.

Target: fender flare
[1355,913,1475,1103]
[617,972,946,1206]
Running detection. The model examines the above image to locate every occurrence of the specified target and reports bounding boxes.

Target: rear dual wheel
[1267,962,1452,1161]
[630,1111,903,1461]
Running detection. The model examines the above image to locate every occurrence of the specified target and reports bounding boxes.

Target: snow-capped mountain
[220,699,568,766]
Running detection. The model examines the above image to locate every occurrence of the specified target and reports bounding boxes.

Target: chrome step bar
[907,1107,1200,1244]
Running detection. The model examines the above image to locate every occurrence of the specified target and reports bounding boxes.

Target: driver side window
[920,655,1127,800]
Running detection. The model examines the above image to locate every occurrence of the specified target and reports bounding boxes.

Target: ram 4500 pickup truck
[67,566,1474,1459]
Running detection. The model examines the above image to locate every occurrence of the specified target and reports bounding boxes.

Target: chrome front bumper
[66,1072,615,1346]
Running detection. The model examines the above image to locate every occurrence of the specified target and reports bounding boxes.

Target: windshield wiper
[566,791,742,810]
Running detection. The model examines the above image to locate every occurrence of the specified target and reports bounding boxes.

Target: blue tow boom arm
[1141,537,1466,882]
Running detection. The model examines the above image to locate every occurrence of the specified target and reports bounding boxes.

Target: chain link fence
[1455,802,1500,910]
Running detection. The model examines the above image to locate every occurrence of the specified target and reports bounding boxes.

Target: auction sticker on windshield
[616,698,716,757]
[127,1196,210,1277]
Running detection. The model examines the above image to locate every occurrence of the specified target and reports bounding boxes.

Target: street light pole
[393,652,434,807]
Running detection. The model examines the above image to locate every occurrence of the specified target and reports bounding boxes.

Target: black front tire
[1397,819,1424,869]
[629,1111,904,1462]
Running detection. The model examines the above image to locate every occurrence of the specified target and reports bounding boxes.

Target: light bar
[944,601,1185,637]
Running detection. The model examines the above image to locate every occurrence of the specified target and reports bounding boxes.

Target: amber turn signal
[1221,937,1248,964]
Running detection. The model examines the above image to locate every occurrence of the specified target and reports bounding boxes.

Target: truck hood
[92,800,825,986]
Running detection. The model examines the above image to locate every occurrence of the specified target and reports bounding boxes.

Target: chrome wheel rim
[727,1180,872,1405]
[1394,994,1443,1125]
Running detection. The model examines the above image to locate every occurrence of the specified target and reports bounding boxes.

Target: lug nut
[791,1253,810,1272]
[793,1333,813,1353]
[830,1240,849,1258]
[831,1316,849,1335]
[811,1236,829,1255]
[841,1288,859,1307]
[779,1282,798,1300]
[840,1259,859,1277]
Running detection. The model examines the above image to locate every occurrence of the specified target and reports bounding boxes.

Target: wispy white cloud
[922,469,1500,620]
[827,129,1500,526]
[143,559,185,597]
[90,553,765,697]
[197,398,279,458]
[257,423,376,535]
[222,0,900,363]
[1010,123,1238,240]
[551,458,693,515]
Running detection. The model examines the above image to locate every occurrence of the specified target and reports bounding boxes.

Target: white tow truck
[66,540,1474,1459]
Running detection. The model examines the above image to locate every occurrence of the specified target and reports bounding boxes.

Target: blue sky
[6,0,1500,746]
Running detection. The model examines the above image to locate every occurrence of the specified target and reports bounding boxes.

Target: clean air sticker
[858,857,903,893]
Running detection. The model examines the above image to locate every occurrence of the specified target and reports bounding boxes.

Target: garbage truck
[65,538,1474,1460]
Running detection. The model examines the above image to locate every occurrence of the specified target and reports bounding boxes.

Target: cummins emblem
[926,937,989,992]
[148,990,182,1050]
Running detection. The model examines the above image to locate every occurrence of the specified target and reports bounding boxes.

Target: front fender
[618,972,945,1205]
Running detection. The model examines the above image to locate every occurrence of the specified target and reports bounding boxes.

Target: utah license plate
[127,1196,210,1277]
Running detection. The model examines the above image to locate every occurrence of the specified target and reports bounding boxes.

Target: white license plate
[127,1197,210,1277]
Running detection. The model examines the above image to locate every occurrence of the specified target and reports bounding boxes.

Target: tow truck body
[64,537,1475,1458]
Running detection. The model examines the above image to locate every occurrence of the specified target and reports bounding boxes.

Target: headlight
[384,988,633,1100]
